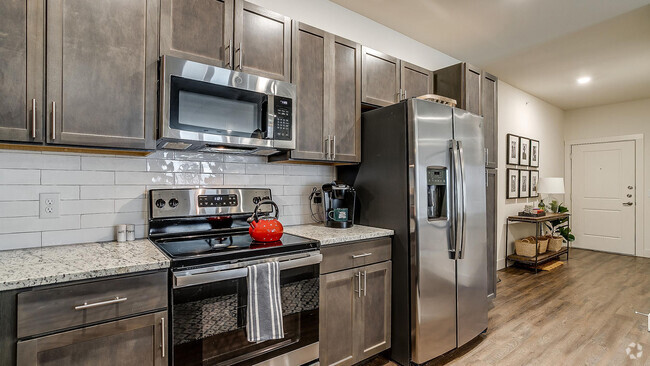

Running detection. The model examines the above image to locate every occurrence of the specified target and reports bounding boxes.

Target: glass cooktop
[153,232,318,268]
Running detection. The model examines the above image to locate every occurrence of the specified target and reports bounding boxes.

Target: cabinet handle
[403,89,407,99]
[352,252,372,259]
[332,135,336,160]
[51,101,56,140]
[74,296,127,310]
[161,317,166,358]
[31,99,36,138]
[325,135,330,159]
[362,270,367,297]
[397,89,402,102]
[237,42,243,70]
[355,272,361,298]
[225,40,232,68]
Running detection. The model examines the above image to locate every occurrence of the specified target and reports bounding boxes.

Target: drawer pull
[74,296,127,310]
[352,253,372,259]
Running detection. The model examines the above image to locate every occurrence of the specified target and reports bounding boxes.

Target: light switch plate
[40,193,60,218]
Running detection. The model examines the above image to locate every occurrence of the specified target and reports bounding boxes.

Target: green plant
[549,200,559,213]
[545,204,575,242]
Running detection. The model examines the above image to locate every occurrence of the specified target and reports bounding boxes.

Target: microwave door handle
[173,253,323,288]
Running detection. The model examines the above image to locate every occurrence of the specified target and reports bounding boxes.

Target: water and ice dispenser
[427,167,447,220]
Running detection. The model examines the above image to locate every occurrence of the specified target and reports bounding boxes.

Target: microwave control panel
[274,97,293,141]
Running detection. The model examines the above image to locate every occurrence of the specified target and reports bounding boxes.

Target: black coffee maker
[322,181,356,228]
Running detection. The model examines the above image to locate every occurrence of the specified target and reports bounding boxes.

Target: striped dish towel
[247,261,284,342]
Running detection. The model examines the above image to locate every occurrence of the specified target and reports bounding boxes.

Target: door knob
[623,202,634,206]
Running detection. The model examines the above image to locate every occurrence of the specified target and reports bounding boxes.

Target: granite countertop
[284,224,394,246]
[0,240,170,291]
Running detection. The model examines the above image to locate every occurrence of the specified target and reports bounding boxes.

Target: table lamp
[537,177,565,211]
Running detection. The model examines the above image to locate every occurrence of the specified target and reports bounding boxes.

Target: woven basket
[515,237,537,257]
[547,236,563,251]
[536,236,549,254]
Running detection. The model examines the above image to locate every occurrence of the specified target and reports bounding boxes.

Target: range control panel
[198,194,238,207]
[273,97,292,141]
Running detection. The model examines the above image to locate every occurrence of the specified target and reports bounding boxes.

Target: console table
[505,213,571,273]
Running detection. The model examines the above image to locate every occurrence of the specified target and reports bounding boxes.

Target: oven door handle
[173,252,322,288]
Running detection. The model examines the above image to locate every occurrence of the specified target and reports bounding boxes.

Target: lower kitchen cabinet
[319,238,392,366]
[17,311,168,366]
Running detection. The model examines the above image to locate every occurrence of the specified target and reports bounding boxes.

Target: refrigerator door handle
[457,141,468,259]
[450,139,461,259]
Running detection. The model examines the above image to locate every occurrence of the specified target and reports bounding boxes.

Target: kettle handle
[251,200,280,222]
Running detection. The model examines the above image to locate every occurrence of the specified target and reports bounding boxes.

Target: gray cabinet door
[486,168,497,298]
[234,1,291,81]
[290,22,328,161]
[0,0,44,142]
[400,61,432,100]
[331,36,361,163]
[17,311,167,366]
[482,72,498,168]
[358,261,391,361]
[361,47,400,107]
[319,268,359,366]
[432,62,481,115]
[464,64,482,115]
[160,0,234,68]
[46,0,158,149]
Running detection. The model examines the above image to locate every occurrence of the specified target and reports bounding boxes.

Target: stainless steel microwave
[158,56,296,155]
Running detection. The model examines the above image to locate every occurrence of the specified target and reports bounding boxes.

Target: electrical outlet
[40,193,60,218]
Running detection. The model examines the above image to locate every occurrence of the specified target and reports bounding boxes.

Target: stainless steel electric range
[148,188,321,366]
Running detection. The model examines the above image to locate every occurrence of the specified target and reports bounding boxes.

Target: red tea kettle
[248,200,283,242]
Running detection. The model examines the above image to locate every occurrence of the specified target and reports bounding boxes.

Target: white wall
[248,0,458,70]
[496,82,565,269]
[0,150,334,250]
[564,97,650,257]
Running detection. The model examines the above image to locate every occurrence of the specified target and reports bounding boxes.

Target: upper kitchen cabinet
[160,0,234,67]
[361,47,400,107]
[482,72,498,168]
[234,1,291,81]
[0,0,44,143]
[400,61,433,100]
[271,23,360,164]
[433,62,481,115]
[46,0,158,149]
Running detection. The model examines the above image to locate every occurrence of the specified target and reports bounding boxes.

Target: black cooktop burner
[153,232,319,268]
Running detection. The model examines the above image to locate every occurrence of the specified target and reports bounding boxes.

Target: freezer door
[408,99,457,364]
[453,108,489,347]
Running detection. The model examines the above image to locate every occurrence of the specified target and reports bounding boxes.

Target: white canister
[126,224,136,241]
[116,224,127,242]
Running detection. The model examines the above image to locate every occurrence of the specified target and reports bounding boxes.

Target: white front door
[571,141,636,255]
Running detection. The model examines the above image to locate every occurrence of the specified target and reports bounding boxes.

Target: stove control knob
[252,196,261,205]
[155,199,166,208]
[168,198,179,208]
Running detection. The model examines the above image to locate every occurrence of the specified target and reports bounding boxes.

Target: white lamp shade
[537,177,565,194]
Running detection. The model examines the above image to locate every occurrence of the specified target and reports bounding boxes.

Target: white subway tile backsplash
[0,169,40,185]
[0,150,334,248]
[0,201,40,217]
[0,232,42,250]
[42,170,114,185]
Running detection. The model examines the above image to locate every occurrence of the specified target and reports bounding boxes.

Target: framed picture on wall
[507,134,520,165]
[519,170,530,198]
[530,140,540,167]
[519,137,530,166]
[507,168,520,199]
[530,170,539,197]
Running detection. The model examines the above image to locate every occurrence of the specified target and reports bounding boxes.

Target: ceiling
[331,0,650,110]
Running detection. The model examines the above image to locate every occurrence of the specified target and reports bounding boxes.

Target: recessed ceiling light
[577,76,591,85]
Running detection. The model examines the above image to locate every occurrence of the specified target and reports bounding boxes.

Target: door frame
[564,134,645,257]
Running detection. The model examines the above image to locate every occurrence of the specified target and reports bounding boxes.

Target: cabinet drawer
[17,271,167,338]
[320,237,391,274]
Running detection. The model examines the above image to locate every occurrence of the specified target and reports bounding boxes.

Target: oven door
[170,252,321,366]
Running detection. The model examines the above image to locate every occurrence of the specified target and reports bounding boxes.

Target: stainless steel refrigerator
[339,99,488,365]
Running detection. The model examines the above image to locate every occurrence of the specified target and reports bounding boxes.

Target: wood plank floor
[368,249,650,365]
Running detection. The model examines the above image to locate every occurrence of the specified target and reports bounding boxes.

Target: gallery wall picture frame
[530,170,539,197]
[507,168,520,199]
[519,169,530,198]
[519,137,530,166]
[507,134,520,165]
[530,139,540,167]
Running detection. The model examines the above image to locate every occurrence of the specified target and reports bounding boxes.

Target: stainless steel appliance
[321,182,356,229]
[148,188,320,366]
[341,99,488,365]
[158,56,296,155]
